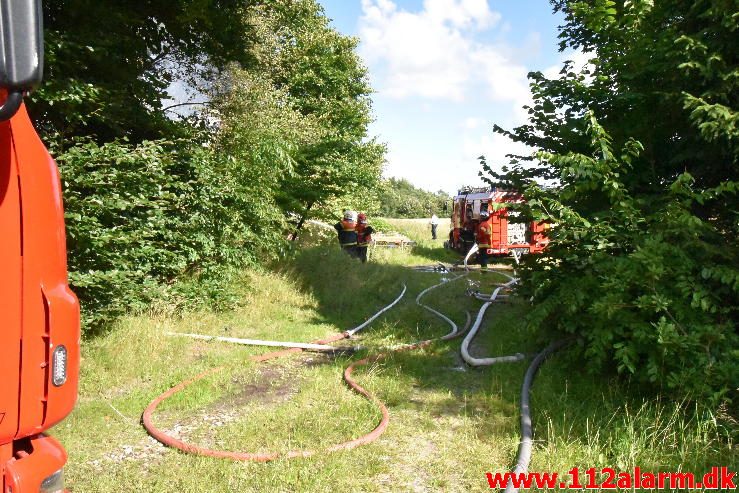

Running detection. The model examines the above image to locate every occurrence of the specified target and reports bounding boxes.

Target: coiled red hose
[142,283,468,462]
[141,339,389,461]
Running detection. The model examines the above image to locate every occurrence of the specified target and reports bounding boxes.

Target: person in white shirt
[430,214,440,240]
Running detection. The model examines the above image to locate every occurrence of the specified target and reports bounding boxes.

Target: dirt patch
[156,362,308,448]
[220,365,298,409]
[88,436,169,470]
[90,350,341,468]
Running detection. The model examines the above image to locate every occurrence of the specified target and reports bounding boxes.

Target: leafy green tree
[377,178,450,218]
[484,0,738,402]
[48,0,386,329]
[247,0,385,234]
[30,0,253,144]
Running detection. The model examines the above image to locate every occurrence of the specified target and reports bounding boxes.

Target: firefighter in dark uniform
[355,213,374,263]
[476,209,493,272]
[334,211,358,257]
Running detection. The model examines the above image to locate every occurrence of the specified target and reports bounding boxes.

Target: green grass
[54,220,737,492]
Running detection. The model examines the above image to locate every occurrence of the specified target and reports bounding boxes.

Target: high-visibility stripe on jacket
[476,217,493,248]
[335,220,358,246]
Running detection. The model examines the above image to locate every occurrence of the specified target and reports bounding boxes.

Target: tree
[377,178,451,218]
[30,0,253,144]
[248,0,385,233]
[484,0,738,402]
[47,0,386,329]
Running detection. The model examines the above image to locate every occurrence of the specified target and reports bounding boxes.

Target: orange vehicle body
[0,102,80,492]
[448,187,549,256]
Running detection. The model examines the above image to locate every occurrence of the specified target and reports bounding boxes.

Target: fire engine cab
[447,186,549,258]
[1,2,80,492]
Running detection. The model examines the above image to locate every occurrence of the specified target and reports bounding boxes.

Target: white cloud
[462,116,485,129]
[359,0,528,104]
[463,131,531,174]
[424,0,501,29]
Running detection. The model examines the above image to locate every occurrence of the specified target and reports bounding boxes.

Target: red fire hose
[142,344,388,461]
[142,280,468,461]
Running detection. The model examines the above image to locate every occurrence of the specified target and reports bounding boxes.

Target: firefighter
[355,213,374,263]
[476,208,494,272]
[334,210,358,256]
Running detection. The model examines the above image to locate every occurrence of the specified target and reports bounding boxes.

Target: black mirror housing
[0,0,43,91]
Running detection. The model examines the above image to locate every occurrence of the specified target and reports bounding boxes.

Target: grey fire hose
[462,269,568,492]
[504,339,569,493]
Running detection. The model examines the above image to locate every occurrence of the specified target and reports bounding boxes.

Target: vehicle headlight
[40,469,64,493]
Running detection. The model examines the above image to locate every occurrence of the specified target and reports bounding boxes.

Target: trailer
[446,187,549,259]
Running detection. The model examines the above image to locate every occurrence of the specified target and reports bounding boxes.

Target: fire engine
[1,2,80,492]
[446,186,549,259]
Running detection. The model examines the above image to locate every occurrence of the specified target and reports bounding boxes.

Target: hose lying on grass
[143,279,468,462]
[463,243,479,270]
[461,270,568,493]
[461,272,525,366]
[504,339,569,493]
[164,333,342,352]
[142,284,407,461]
[415,272,469,340]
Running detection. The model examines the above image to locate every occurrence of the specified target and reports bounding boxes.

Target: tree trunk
[290,201,315,241]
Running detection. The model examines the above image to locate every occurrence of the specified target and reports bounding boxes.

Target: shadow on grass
[407,244,461,264]
[269,238,736,472]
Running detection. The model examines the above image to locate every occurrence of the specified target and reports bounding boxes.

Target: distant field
[381,217,451,240]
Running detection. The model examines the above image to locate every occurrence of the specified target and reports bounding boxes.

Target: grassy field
[55,219,737,492]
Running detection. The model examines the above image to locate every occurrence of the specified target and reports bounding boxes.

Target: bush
[516,120,738,404]
[58,137,287,331]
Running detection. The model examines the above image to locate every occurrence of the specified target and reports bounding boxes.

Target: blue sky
[316,0,572,194]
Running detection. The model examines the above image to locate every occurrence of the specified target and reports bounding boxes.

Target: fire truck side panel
[449,188,549,256]
[529,221,550,253]
[0,119,23,446]
[491,209,508,253]
[12,104,80,438]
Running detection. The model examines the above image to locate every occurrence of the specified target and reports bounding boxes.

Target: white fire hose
[346,284,407,336]
[167,284,408,350]
[463,243,479,270]
[461,272,525,366]
[415,272,469,340]
[461,269,568,493]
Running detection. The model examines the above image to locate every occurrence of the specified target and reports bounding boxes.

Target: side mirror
[0,0,44,120]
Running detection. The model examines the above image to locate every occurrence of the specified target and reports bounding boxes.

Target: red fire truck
[447,186,549,259]
[1,2,80,492]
